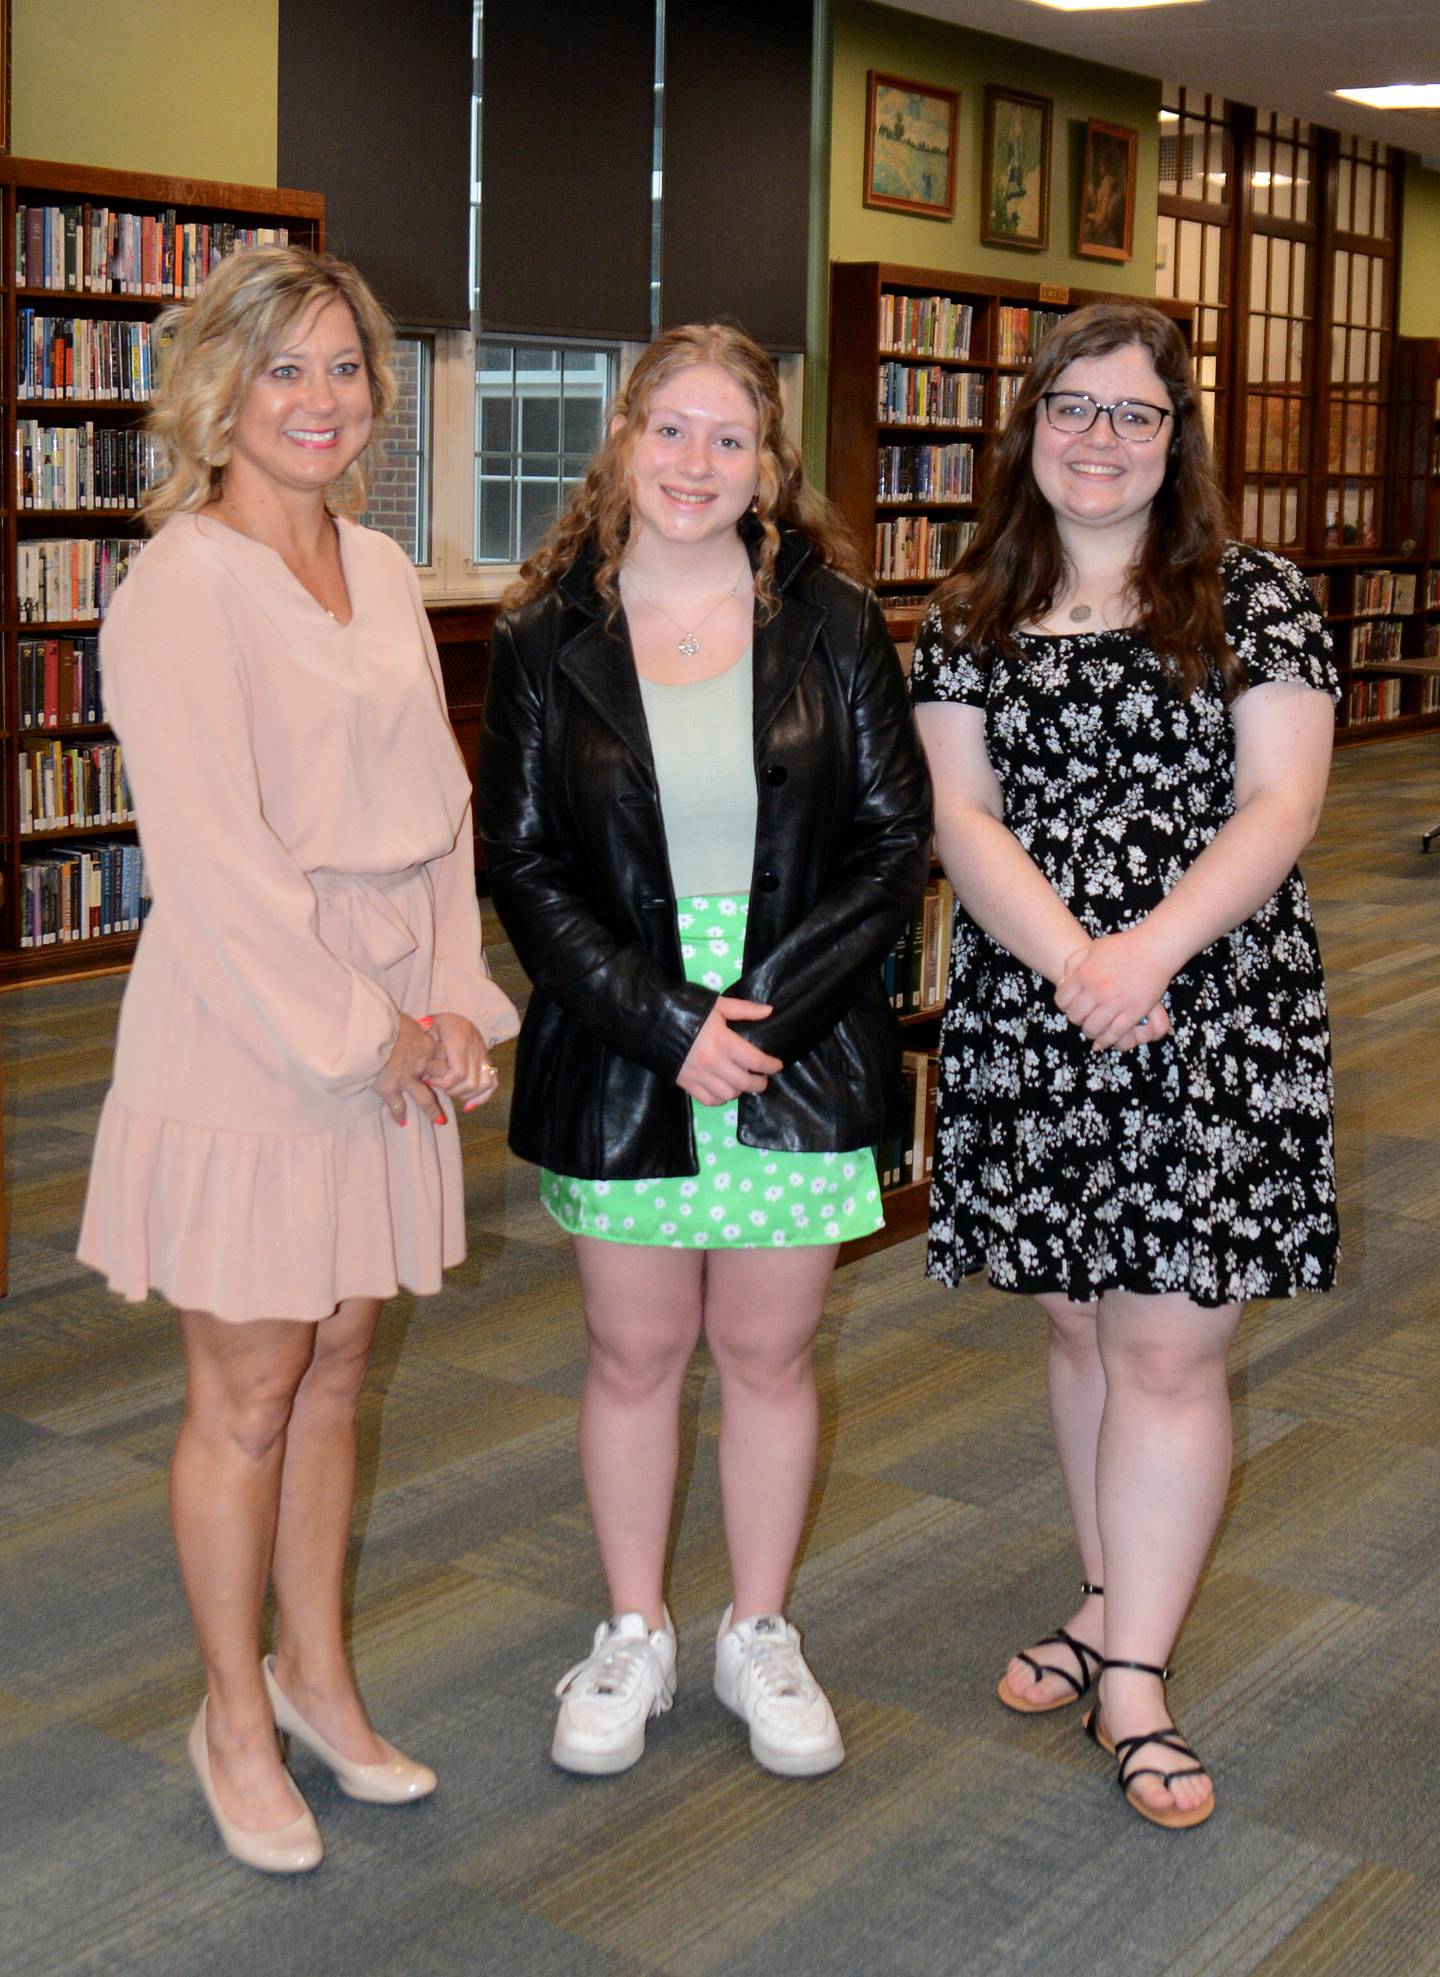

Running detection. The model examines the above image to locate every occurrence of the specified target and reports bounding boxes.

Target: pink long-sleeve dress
[78,512,519,1322]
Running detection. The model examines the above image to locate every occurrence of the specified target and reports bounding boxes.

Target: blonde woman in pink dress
[78,248,518,1874]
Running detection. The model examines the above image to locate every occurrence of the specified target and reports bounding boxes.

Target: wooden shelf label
[1037,283,1070,305]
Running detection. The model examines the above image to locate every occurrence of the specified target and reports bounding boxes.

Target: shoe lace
[555,1635,660,1704]
[743,1637,817,1708]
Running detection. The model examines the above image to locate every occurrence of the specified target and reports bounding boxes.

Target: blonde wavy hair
[142,245,396,530]
[504,322,867,621]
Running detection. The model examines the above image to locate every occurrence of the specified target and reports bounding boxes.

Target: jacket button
[756,871,779,892]
[764,764,788,785]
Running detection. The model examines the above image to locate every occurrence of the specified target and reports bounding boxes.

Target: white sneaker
[713,1606,845,1777]
[551,1610,677,1775]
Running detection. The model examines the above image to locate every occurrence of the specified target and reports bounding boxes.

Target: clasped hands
[371,1010,500,1125]
[1054,929,1174,1052]
[677,996,783,1106]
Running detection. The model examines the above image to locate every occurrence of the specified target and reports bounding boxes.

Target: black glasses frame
[1038,392,1174,443]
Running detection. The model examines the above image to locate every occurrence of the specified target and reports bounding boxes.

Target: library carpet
[2,733,1439,1976]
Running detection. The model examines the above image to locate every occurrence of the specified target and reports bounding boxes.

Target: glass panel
[1242,485,1259,538]
[1268,318,1288,382]
[1252,134,1273,216]
[1202,231,1222,305]
[1156,213,1176,295]
[1178,221,1202,302]
[1337,154,1355,233]
[1180,117,1208,198]
[1268,237,1289,315]
[473,340,617,563]
[1261,485,1282,544]
[1283,486,1300,544]
[1333,250,1350,322]
[1354,161,1373,236]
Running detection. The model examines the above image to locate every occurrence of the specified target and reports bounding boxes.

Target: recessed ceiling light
[1332,84,1440,110]
[1024,0,1208,11]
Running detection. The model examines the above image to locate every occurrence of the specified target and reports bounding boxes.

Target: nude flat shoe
[188,1700,323,1874]
[263,1655,437,1804]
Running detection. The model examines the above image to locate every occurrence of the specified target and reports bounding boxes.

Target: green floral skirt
[541,893,885,1250]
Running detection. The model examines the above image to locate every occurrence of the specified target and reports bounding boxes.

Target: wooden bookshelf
[0,157,324,987]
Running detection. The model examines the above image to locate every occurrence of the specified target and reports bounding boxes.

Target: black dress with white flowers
[909,543,1339,1308]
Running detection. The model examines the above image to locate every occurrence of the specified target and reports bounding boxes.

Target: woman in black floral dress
[910,302,1337,1829]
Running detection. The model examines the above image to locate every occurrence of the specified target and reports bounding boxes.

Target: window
[473,342,618,564]
[1155,87,1232,468]
[363,333,433,565]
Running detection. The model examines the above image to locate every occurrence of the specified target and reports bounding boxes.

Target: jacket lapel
[752,582,826,742]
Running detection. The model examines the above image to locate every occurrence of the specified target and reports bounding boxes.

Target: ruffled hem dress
[77,514,519,1323]
[909,543,1339,1309]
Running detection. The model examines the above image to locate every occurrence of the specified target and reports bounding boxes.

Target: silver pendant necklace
[624,566,750,657]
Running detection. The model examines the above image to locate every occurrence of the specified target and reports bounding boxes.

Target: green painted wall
[1400,156,1440,339]
[831,0,1161,291]
[12,0,278,186]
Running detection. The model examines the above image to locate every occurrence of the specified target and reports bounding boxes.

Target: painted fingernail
[417,1015,434,1030]
[463,1098,481,1113]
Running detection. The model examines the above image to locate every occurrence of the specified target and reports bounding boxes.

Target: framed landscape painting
[864,71,959,221]
[980,85,1051,251]
[1077,119,1138,261]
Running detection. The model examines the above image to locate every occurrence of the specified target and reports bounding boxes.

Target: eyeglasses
[1039,392,1173,444]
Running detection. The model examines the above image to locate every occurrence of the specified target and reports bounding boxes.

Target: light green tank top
[637,647,757,897]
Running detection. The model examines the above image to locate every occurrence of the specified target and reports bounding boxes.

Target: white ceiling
[889,0,1440,156]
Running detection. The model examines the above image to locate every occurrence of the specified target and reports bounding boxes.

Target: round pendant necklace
[1069,603,1093,623]
[624,566,750,657]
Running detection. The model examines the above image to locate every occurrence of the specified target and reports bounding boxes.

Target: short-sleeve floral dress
[909,543,1339,1309]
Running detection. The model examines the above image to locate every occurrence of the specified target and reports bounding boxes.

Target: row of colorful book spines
[16,540,143,622]
[17,313,154,401]
[885,881,955,1016]
[18,636,102,728]
[877,1051,939,1194]
[879,296,975,360]
[18,845,150,947]
[875,519,975,582]
[877,446,975,503]
[16,207,290,296]
[1352,571,1419,615]
[17,424,165,511]
[1349,620,1406,661]
[878,364,987,425]
[1345,676,1402,724]
[994,308,1067,367]
[17,740,132,834]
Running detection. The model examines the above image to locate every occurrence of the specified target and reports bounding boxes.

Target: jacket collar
[554,522,826,765]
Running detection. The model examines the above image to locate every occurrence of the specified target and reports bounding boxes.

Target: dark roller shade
[660,0,812,350]
[478,0,655,342]
[278,0,472,328]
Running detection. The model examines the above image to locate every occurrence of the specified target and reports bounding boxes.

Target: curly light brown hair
[142,245,396,530]
[930,301,1239,700]
[505,322,867,620]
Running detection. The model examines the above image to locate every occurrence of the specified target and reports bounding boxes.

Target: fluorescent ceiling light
[1332,83,1440,110]
[1025,0,1207,11]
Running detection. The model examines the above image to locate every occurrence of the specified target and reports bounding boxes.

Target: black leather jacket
[476,528,933,1179]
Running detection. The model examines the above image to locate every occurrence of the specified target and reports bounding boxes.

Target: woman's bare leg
[1094,1288,1243,1819]
[703,1245,837,1619]
[572,1237,704,1628]
[270,1296,387,1762]
[1001,1293,1107,1704]
[171,1310,316,1829]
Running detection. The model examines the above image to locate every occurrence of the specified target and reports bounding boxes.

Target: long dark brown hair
[504,322,867,622]
[930,301,1239,700]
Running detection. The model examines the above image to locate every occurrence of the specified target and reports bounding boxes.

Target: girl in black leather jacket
[479,324,930,1782]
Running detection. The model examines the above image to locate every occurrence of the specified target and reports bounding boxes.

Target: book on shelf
[876,442,974,504]
[19,842,150,947]
[878,362,986,428]
[1354,568,1404,615]
[995,305,1066,366]
[18,738,133,834]
[1306,571,1331,613]
[995,374,1024,427]
[883,877,955,1016]
[18,634,102,728]
[15,204,290,298]
[878,1050,940,1193]
[16,421,165,510]
[875,516,975,582]
[1427,571,1440,609]
[879,293,974,360]
[17,312,155,401]
[1350,617,1405,666]
[1421,675,1440,713]
[1345,675,1402,724]
[17,538,143,622]
[1425,624,1440,658]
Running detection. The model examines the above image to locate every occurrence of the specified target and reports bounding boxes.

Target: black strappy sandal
[1083,1657,1215,1830]
[996,1581,1105,1715]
